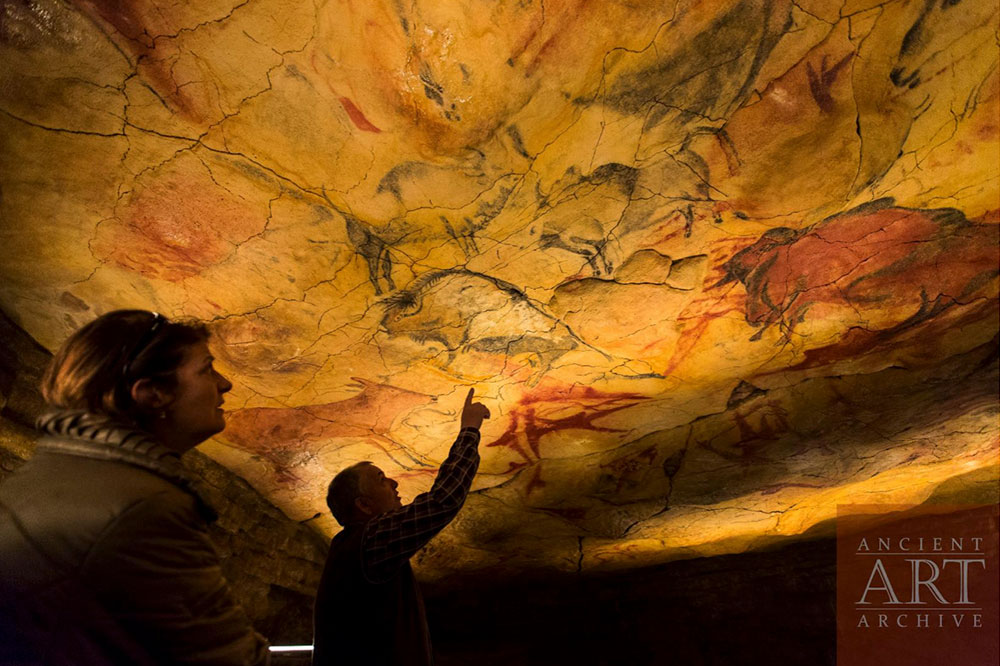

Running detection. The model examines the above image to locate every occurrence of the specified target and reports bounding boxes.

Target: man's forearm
[426,426,480,507]
[362,427,481,577]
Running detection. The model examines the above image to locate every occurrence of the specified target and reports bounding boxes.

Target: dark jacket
[0,411,269,666]
[313,525,431,666]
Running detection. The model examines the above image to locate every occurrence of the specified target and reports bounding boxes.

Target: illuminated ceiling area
[1,0,997,582]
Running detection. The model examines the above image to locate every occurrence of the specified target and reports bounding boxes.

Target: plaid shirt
[361,427,481,582]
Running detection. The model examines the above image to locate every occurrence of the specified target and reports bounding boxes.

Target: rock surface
[1,0,997,583]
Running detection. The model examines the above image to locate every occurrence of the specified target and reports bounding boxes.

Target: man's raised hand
[459,388,491,430]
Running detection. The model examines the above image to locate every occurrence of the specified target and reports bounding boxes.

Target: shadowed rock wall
[428,537,839,666]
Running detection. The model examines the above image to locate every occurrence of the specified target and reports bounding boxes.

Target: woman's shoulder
[1,447,206,539]
[14,445,188,497]
[0,450,205,580]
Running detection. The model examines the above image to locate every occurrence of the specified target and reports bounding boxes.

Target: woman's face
[162,341,233,449]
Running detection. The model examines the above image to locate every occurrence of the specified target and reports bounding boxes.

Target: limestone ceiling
[1,0,998,581]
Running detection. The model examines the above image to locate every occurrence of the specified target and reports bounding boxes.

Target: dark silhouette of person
[312,388,490,666]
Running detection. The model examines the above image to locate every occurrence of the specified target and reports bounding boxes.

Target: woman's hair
[41,310,210,423]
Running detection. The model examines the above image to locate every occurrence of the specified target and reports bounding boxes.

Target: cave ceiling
[1,0,998,581]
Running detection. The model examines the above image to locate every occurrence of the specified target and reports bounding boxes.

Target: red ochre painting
[1,0,997,580]
[718,199,1000,366]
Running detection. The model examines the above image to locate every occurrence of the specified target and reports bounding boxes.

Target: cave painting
[221,378,437,483]
[717,200,999,357]
[487,382,648,473]
[1,0,997,581]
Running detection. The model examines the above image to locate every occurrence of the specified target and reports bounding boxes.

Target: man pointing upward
[313,388,490,666]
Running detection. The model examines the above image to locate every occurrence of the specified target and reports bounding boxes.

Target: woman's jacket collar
[35,409,217,522]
